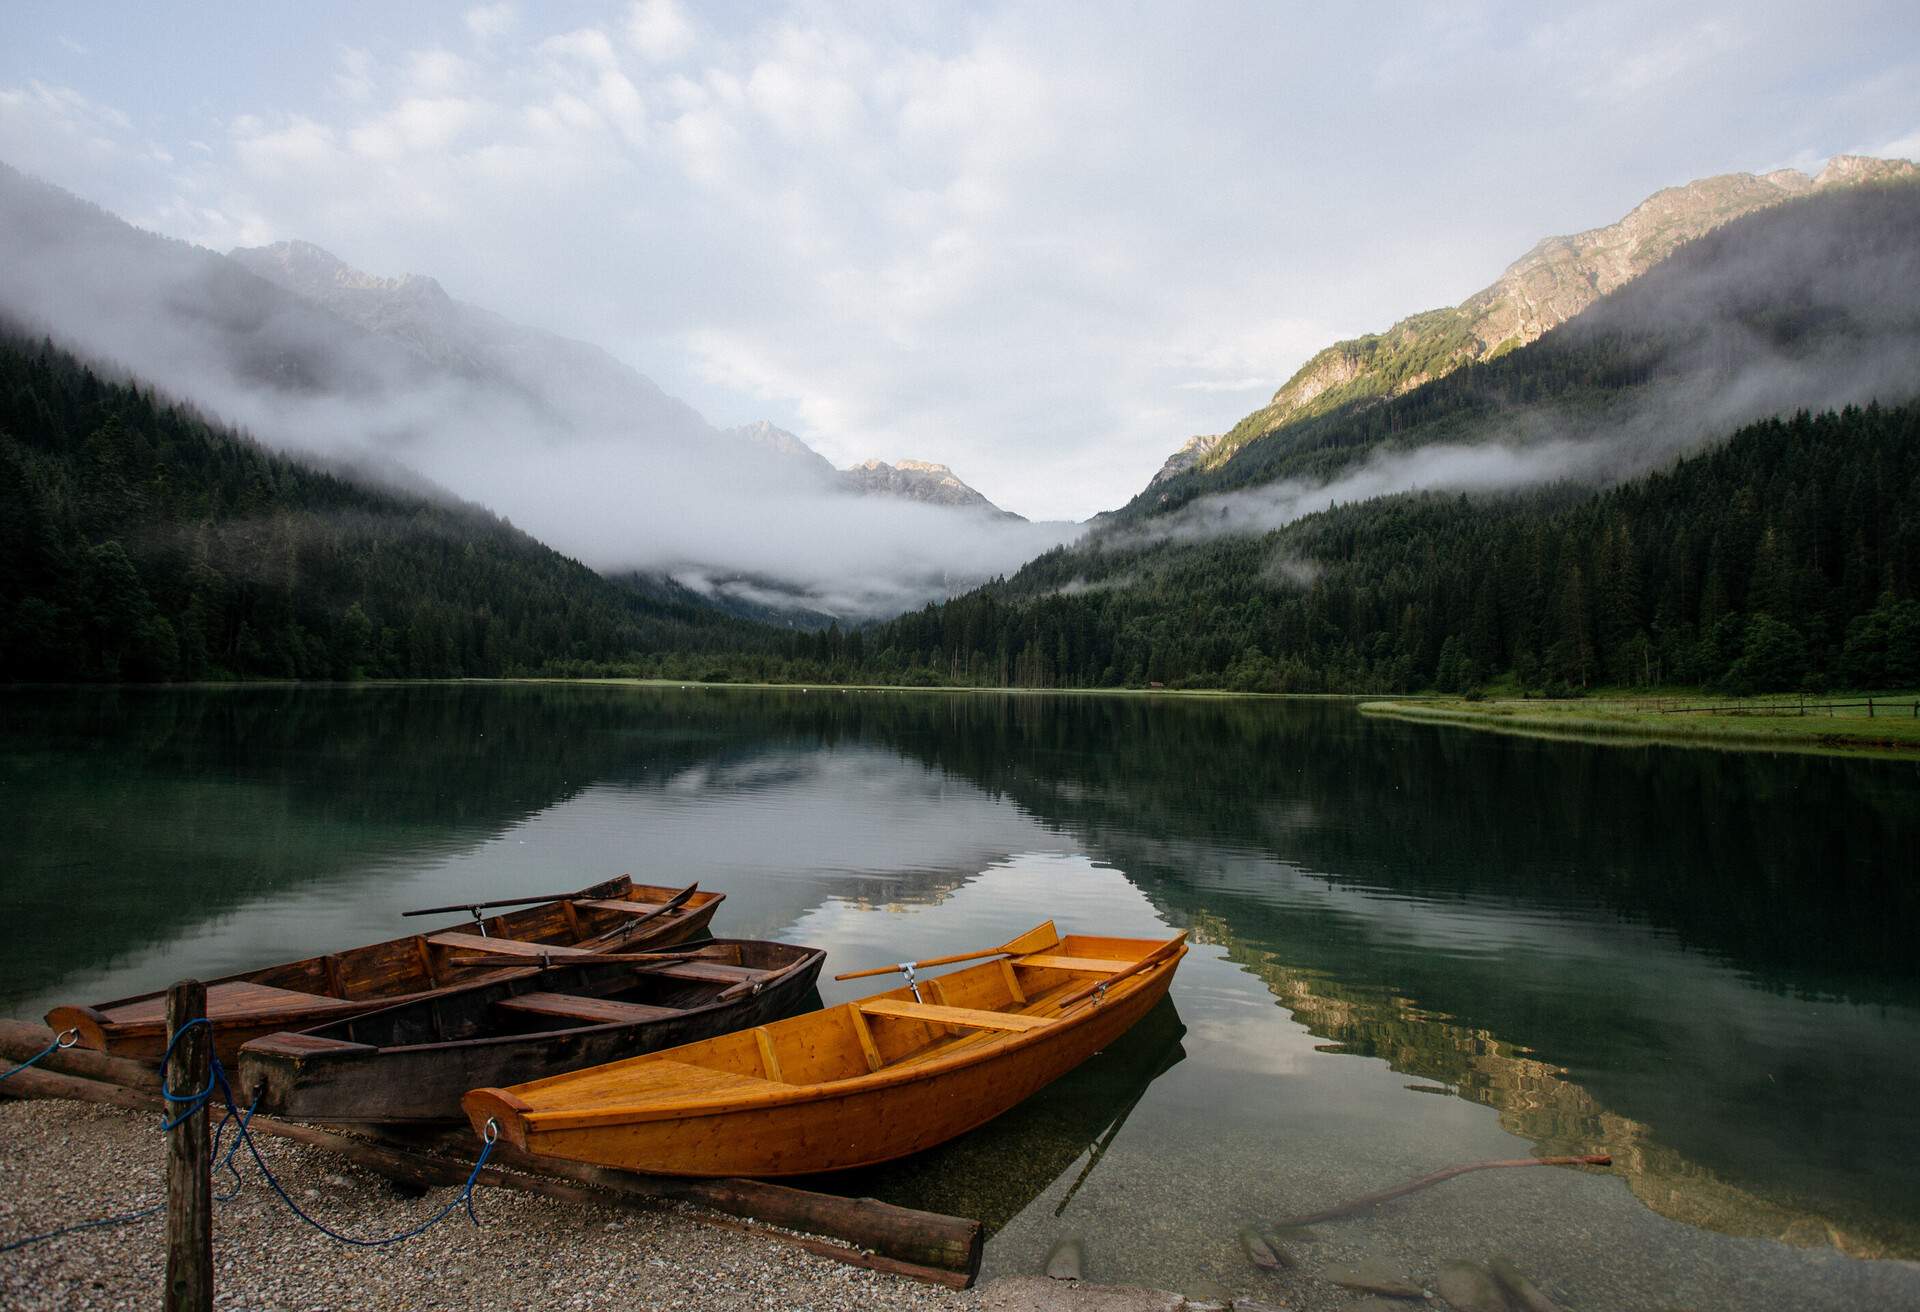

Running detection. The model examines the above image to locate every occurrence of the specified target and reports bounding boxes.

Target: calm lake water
[3,683,1918,1308]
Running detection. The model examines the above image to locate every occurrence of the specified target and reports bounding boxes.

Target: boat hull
[238,943,824,1124]
[46,879,722,1065]
[483,946,1181,1177]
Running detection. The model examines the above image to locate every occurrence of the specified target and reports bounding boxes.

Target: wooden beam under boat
[44,877,724,1064]
[465,922,1189,1177]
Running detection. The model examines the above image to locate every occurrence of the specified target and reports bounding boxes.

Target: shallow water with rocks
[3,684,1916,1310]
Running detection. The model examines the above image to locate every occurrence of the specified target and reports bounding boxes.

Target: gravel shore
[0,1100,980,1312]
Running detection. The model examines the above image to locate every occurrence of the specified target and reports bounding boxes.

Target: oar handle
[833,947,1006,982]
[445,948,724,969]
[403,889,595,918]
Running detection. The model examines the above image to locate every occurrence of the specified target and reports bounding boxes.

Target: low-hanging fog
[1098,185,1920,557]
[0,163,1081,621]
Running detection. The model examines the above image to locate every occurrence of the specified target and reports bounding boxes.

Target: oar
[832,920,1060,982]
[605,882,698,937]
[1056,932,1188,1012]
[402,885,606,918]
[445,947,730,969]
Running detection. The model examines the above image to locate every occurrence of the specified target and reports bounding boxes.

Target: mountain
[229,239,715,444]
[0,163,1069,626]
[726,420,839,482]
[796,182,1920,694]
[1146,155,1920,492]
[840,458,1023,519]
[232,247,1017,522]
[728,419,1024,518]
[0,162,434,409]
[0,327,782,682]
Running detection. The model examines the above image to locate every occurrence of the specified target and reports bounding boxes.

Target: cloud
[331,48,376,103]
[626,0,696,63]
[1174,377,1273,393]
[464,3,516,43]
[405,50,473,96]
[347,97,487,161]
[5,0,1920,536]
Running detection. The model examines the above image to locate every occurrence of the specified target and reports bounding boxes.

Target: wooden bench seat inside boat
[525,1059,776,1113]
[426,932,593,958]
[646,962,771,985]
[492,993,684,1025]
[858,999,1056,1033]
[574,898,674,915]
[104,980,354,1024]
[1013,954,1135,974]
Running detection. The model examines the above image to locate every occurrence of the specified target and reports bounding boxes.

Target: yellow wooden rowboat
[463,921,1188,1177]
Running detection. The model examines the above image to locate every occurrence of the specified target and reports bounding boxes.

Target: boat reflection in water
[814,997,1187,1233]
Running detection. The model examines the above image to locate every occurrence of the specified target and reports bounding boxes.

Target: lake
[3,683,1917,1308]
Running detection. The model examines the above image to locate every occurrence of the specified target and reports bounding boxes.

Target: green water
[2,684,1917,1308]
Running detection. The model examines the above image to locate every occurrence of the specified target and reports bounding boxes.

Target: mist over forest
[0,163,1079,623]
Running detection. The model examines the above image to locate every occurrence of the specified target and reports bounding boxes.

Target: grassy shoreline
[1359,694,1920,759]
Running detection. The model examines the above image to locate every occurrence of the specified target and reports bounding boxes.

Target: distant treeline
[0,330,775,682]
[5,329,1915,695]
[690,404,1916,695]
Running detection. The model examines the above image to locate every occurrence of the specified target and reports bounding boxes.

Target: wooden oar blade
[832,919,1064,982]
[1001,920,1061,958]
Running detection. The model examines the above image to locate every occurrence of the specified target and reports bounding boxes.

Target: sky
[3,2,1918,522]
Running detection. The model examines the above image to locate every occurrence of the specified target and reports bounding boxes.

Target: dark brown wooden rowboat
[46,877,724,1064]
[237,939,825,1124]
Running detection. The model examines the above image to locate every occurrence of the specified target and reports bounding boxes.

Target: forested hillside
[0,330,775,682]
[840,405,1917,693]
[1131,183,1920,512]
[725,185,1920,696]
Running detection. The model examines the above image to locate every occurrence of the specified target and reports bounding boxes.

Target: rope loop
[0,1029,83,1084]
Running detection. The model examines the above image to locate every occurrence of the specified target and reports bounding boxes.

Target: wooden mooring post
[164,980,213,1312]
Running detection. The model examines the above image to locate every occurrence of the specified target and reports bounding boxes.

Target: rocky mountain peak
[840,457,1022,519]
[234,240,449,303]
[727,421,838,480]
[1140,154,1920,495]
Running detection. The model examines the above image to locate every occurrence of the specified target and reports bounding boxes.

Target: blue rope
[1,1021,497,1253]
[0,1202,164,1254]
[0,1028,79,1084]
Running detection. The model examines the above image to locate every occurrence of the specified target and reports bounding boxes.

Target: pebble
[1431,1261,1509,1312]
[1185,1276,1233,1303]
[0,1100,974,1312]
[1321,1259,1428,1299]
[1240,1227,1283,1271]
[1488,1258,1563,1312]
[1048,1236,1087,1281]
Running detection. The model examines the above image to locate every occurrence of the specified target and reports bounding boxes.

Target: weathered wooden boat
[463,921,1188,1177]
[237,939,826,1123]
[46,877,724,1064]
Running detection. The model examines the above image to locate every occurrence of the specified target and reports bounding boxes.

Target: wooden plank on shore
[0,1064,161,1111]
[0,1019,163,1090]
